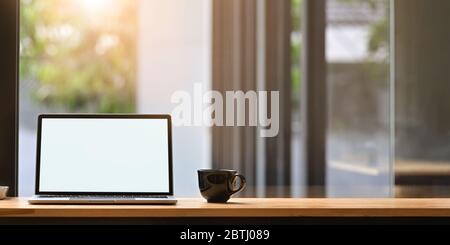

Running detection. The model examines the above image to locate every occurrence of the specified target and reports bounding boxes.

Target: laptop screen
[37,116,172,194]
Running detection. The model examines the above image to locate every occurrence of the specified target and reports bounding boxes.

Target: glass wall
[22,0,450,198]
[325,0,391,197]
[19,0,137,195]
[19,0,211,197]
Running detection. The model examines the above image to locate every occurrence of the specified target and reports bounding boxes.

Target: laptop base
[28,195,177,205]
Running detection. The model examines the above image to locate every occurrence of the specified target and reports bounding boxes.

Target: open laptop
[29,114,177,204]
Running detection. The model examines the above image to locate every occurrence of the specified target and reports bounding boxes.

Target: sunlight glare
[80,0,109,12]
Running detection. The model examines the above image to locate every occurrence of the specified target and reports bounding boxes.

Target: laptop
[29,114,177,204]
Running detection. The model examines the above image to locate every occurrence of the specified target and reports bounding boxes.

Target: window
[19,0,211,197]
[325,0,391,197]
[19,0,137,195]
[14,0,450,198]
[211,0,393,197]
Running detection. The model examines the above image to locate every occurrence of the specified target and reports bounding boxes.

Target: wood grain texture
[2,198,450,218]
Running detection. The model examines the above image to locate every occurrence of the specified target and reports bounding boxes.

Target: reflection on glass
[326,0,391,197]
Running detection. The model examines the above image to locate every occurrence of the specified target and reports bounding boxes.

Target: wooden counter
[1,198,450,218]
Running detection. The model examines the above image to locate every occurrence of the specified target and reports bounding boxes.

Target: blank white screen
[39,118,170,193]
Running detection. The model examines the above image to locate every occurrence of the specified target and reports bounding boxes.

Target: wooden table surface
[1,198,450,218]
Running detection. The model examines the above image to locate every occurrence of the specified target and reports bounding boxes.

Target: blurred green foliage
[20,0,136,112]
[291,0,302,107]
[292,0,302,31]
[368,18,388,54]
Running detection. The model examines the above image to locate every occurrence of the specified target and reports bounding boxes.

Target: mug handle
[230,174,246,195]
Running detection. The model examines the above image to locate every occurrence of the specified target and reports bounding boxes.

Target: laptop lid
[35,114,173,195]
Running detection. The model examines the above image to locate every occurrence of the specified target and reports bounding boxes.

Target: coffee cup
[197,169,246,203]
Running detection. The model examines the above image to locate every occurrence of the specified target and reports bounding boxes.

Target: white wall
[137,0,212,197]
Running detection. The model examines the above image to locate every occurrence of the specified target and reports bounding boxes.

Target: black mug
[198,169,246,203]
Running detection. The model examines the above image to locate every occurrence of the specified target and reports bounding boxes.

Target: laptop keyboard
[39,195,168,199]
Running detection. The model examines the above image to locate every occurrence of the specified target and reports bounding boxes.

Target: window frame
[3,0,329,198]
[0,0,19,197]
[301,0,327,197]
